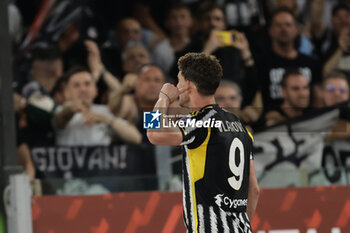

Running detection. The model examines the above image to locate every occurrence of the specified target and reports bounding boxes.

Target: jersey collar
[191,104,218,116]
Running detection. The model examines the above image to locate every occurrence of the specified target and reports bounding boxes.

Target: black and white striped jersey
[179,104,254,233]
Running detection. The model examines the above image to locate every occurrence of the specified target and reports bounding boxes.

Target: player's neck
[190,95,216,111]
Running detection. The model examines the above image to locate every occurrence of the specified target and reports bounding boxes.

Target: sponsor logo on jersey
[214,193,247,209]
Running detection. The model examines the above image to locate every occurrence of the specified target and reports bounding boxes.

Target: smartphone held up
[213,30,240,47]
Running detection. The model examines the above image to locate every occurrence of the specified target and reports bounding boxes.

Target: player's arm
[247,159,260,221]
[147,84,184,146]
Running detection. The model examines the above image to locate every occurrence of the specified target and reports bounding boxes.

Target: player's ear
[186,80,193,92]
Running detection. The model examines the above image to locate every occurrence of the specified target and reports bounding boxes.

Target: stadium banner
[32,186,350,232]
[31,144,156,178]
[252,103,350,186]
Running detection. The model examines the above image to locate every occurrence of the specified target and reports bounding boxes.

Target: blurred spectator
[122,41,152,74]
[102,17,162,78]
[190,2,258,104]
[215,80,242,116]
[116,18,143,49]
[85,40,128,104]
[215,0,264,29]
[251,0,313,59]
[321,3,350,77]
[101,18,142,77]
[18,46,63,148]
[306,2,350,76]
[255,7,321,112]
[54,67,142,146]
[131,1,166,44]
[264,69,310,126]
[323,71,350,141]
[275,0,313,55]
[134,65,167,141]
[196,4,253,66]
[265,0,310,23]
[323,71,350,106]
[111,64,166,143]
[215,80,262,126]
[22,46,63,100]
[13,0,98,94]
[152,2,193,77]
[16,46,63,181]
[304,0,350,36]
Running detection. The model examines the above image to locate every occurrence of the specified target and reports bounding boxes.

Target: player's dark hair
[280,68,304,88]
[178,52,222,96]
[62,66,91,84]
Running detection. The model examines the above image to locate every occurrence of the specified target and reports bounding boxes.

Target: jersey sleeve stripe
[246,127,254,142]
[183,109,217,135]
[180,136,195,146]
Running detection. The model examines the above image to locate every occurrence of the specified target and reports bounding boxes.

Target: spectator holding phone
[188,2,257,107]
[254,7,321,112]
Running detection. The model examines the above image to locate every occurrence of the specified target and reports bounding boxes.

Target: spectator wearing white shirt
[54,66,142,146]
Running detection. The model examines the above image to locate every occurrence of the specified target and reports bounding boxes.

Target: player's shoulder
[216,106,241,121]
[216,106,254,142]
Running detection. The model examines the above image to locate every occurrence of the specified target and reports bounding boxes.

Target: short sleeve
[178,116,208,149]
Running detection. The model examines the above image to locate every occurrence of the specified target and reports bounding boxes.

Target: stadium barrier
[32,185,350,232]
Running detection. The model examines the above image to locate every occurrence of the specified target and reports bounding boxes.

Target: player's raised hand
[159,83,182,104]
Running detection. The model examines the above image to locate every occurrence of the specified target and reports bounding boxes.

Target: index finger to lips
[178,86,188,94]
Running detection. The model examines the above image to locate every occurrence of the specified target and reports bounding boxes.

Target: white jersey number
[228,138,245,190]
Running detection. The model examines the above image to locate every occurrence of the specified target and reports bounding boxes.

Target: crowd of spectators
[8,0,350,192]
